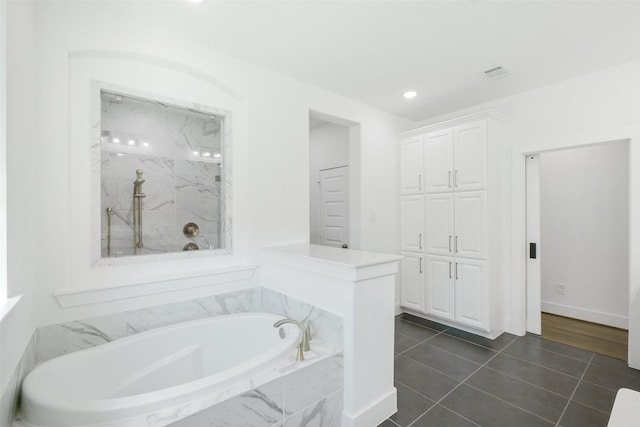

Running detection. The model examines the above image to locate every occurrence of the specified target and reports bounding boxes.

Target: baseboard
[394,303,402,316]
[541,301,628,329]
[341,387,397,427]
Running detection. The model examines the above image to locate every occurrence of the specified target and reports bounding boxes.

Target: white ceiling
[99,1,640,122]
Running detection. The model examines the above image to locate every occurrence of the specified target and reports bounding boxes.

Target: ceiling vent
[483,66,510,79]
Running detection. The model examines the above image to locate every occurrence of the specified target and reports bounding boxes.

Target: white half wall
[540,142,629,329]
[309,122,350,245]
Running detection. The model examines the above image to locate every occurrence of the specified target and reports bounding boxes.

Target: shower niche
[99,88,231,258]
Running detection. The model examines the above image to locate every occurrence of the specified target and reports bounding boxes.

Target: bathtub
[20,312,301,427]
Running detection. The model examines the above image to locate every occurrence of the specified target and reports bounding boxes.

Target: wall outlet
[368,211,377,223]
[556,284,566,295]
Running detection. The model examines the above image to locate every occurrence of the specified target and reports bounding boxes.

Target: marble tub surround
[35,286,341,363]
[263,287,343,350]
[1,334,36,427]
[169,353,344,427]
[98,87,232,259]
[261,244,401,427]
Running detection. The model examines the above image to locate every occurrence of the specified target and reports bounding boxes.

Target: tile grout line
[515,338,594,364]
[498,348,588,379]
[479,363,574,400]
[395,325,450,356]
[399,333,503,369]
[554,352,595,427]
[405,334,520,427]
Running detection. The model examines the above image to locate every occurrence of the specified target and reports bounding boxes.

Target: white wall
[416,59,640,365]
[0,0,38,398]
[28,1,412,327]
[540,142,629,328]
[309,122,350,244]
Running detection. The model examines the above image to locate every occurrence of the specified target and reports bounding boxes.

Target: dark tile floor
[380,313,640,427]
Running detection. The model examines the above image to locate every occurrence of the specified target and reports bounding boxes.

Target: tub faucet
[273,318,310,361]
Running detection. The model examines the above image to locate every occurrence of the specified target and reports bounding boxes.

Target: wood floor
[541,312,628,361]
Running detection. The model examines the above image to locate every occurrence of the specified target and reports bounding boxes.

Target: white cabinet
[398,111,506,337]
[423,129,453,193]
[426,191,486,259]
[424,255,454,321]
[425,194,454,256]
[454,259,488,330]
[399,136,423,194]
[400,195,423,252]
[400,252,424,312]
[425,256,488,330]
[454,192,487,259]
[454,121,487,192]
[424,120,487,193]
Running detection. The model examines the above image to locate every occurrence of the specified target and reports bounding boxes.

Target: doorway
[525,141,630,359]
[309,111,360,249]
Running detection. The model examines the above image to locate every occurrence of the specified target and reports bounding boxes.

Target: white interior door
[319,166,350,248]
[525,154,541,334]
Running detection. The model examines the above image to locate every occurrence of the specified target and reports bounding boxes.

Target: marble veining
[19,288,343,427]
[97,86,232,259]
[35,287,341,363]
[1,333,37,427]
[263,288,343,349]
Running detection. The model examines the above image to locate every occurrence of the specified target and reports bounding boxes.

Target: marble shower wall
[36,287,343,363]
[100,90,224,256]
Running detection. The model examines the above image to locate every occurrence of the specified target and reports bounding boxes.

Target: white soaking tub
[20,313,301,427]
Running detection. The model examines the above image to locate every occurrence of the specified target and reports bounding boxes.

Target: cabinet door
[400,195,424,252]
[400,252,424,312]
[454,259,489,331]
[424,129,453,193]
[425,193,454,256]
[424,255,455,321]
[453,121,487,191]
[399,136,424,194]
[454,191,487,259]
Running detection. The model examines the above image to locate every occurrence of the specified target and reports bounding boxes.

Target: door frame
[318,165,349,247]
[511,131,637,365]
[309,110,361,249]
[525,154,541,334]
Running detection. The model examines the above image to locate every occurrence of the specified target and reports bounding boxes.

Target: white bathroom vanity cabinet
[397,111,509,338]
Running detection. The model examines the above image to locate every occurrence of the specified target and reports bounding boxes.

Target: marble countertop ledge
[261,244,402,282]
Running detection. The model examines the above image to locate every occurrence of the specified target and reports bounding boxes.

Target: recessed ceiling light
[202,152,211,157]
[193,151,199,155]
[112,138,120,144]
[213,153,221,159]
[142,142,149,147]
[128,139,136,146]
[403,91,417,99]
